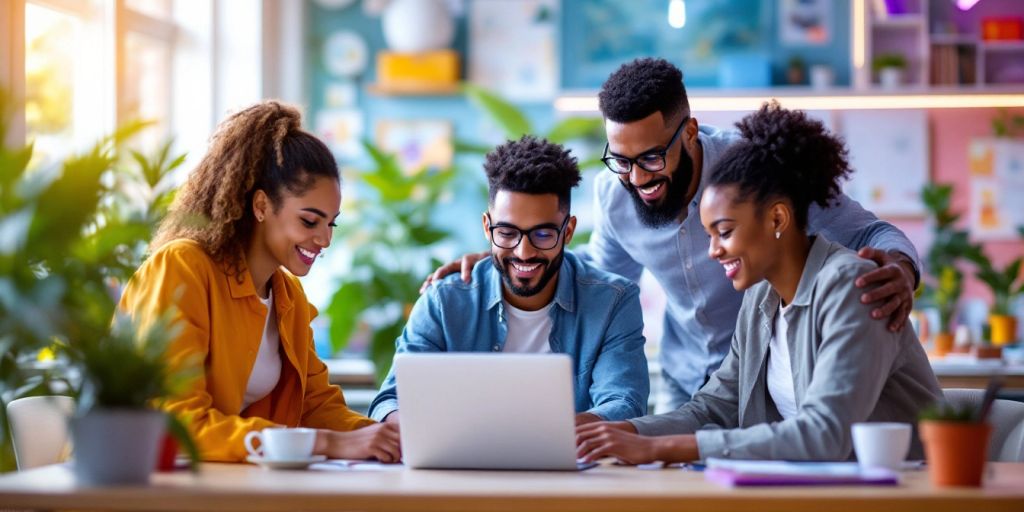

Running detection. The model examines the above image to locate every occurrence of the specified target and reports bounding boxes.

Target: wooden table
[0,462,1022,512]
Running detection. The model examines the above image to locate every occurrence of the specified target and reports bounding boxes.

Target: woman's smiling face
[256,175,341,277]
[699,184,780,291]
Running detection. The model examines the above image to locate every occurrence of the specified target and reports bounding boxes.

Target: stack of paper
[705,458,899,487]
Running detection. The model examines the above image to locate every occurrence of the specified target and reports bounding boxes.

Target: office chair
[942,388,1024,462]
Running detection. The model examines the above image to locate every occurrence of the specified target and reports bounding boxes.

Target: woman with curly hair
[576,102,940,464]
[120,101,400,463]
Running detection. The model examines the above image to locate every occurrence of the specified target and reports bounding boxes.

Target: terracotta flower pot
[919,420,991,487]
[972,344,1003,359]
[989,314,1018,346]
[933,332,954,357]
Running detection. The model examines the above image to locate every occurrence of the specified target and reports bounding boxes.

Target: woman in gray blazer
[576,102,941,464]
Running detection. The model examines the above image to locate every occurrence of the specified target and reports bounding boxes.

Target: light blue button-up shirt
[368,251,649,422]
[583,124,921,398]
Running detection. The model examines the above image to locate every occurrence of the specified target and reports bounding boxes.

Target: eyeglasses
[601,116,689,175]
[486,213,570,250]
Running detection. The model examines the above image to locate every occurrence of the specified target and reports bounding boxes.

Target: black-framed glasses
[601,115,689,175]
[486,213,570,250]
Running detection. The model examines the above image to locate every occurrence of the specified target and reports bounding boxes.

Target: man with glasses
[368,136,649,426]
[427,58,920,414]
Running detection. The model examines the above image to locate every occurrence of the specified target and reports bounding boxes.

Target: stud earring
[775,231,781,240]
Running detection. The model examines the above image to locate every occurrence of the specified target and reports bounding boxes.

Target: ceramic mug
[244,427,316,461]
[852,422,911,471]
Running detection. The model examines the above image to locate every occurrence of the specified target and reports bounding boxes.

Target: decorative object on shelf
[872,53,907,88]
[786,55,806,85]
[919,184,985,357]
[469,0,558,101]
[376,50,460,93]
[809,64,834,89]
[381,0,455,52]
[981,17,1023,41]
[323,30,369,78]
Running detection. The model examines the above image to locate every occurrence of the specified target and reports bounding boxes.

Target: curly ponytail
[151,101,339,278]
[708,101,851,229]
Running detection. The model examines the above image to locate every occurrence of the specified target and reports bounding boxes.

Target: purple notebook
[704,459,899,487]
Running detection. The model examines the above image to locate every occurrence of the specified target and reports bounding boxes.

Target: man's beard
[493,244,564,298]
[620,148,694,228]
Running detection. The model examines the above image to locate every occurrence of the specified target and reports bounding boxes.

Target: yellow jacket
[119,239,374,461]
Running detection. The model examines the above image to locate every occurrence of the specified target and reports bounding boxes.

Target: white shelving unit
[855,0,1024,89]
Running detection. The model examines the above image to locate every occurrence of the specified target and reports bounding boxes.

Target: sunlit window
[123,31,172,150]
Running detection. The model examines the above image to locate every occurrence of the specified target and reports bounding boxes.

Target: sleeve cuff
[695,429,731,459]
[368,400,398,423]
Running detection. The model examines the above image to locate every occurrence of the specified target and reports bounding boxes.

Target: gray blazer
[629,236,941,461]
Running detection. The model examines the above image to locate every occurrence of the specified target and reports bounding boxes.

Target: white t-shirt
[768,302,799,420]
[242,290,282,412]
[501,300,554,353]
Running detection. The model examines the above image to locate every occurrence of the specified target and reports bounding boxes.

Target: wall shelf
[554,86,1024,113]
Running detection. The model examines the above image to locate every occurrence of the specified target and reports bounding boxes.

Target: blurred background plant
[324,86,605,382]
[919,183,984,341]
[0,91,190,472]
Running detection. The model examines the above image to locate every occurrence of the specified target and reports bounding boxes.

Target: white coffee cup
[852,422,911,471]
[244,427,316,461]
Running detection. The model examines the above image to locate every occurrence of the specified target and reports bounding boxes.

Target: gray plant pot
[71,408,166,485]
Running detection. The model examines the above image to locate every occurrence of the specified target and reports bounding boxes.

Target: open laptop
[394,353,595,471]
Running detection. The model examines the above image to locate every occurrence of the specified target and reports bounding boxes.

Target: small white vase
[879,67,903,89]
[381,0,455,53]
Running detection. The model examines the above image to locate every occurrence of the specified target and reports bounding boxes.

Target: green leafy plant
[991,109,1024,138]
[325,142,458,383]
[920,183,984,334]
[974,227,1024,316]
[0,92,195,472]
[872,52,907,72]
[919,400,979,423]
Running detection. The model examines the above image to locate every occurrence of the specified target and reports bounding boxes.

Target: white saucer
[246,454,327,470]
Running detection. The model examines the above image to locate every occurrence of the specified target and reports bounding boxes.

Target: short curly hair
[484,135,581,212]
[709,101,852,229]
[598,58,689,123]
[151,101,339,280]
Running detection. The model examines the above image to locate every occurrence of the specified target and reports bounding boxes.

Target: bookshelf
[861,0,1024,89]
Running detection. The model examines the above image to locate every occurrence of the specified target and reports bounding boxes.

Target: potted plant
[62,313,198,485]
[0,93,197,477]
[872,53,907,89]
[975,238,1023,346]
[786,56,806,85]
[920,184,983,356]
[919,401,991,487]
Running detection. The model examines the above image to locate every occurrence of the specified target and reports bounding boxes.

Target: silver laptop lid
[394,353,579,470]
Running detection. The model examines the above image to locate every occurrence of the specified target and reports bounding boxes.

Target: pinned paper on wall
[779,0,832,46]
[968,138,1024,240]
[839,110,928,217]
[375,119,453,174]
[315,109,364,159]
[469,0,558,101]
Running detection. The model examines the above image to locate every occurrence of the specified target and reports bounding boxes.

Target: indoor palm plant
[0,94,196,478]
[920,184,983,355]
[974,229,1023,346]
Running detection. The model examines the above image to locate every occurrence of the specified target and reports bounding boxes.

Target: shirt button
[685,260,693,270]
[492,344,500,352]
[680,228,687,235]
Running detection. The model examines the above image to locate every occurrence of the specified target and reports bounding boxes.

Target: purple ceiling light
[956,0,982,10]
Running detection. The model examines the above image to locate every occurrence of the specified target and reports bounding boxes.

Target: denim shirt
[368,251,649,422]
